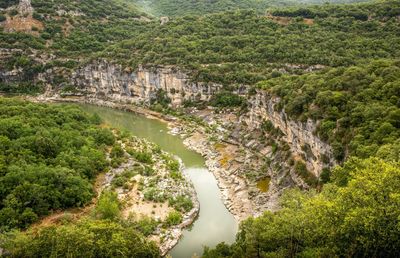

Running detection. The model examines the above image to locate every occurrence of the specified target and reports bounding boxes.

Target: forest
[0,98,160,256]
[131,0,373,17]
[258,60,400,163]
[1,1,399,88]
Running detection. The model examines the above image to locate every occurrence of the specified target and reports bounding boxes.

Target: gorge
[0,0,399,256]
[33,59,336,220]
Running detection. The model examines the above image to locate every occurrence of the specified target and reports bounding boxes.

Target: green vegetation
[258,60,400,162]
[204,158,400,257]
[132,0,371,17]
[168,195,193,212]
[0,0,399,256]
[94,191,121,220]
[0,0,19,9]
[102,1,400,87]
[111,169,136,188]
[210,91,245,108]
[294,161,318,187]
[132,0,290,17]
[1,219,160,257]
[0,149,160,257]
[2,1,399,92]
[128,149,153,164]
[165,210,182,226]
[0,98,112,230]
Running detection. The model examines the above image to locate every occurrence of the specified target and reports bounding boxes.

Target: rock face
[67,61,221,106]
[18,0,33,15]
[244,90,336,176]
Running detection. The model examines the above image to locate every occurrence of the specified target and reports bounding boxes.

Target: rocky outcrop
[63,61,221,106]
[244,90,336,177]
[18,0,33,15]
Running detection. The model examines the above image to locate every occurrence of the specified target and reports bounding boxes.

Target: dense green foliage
[103,1,400,86]
[1,219,160,257]
[132,0,372,17]
[204,158,400,257]
[0,0,399,256]
[0,98,113,230]
[258,60,400,162]
[0,0,18,9]
[132,0,291,17]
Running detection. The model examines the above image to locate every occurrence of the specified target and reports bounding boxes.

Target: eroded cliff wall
[67,61,221,106]
[244,91,336,177]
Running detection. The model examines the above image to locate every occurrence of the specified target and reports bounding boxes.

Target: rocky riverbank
[30,96,258,221]
[100,134,200,256]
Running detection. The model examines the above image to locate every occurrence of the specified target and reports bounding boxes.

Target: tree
[95,191,120,220]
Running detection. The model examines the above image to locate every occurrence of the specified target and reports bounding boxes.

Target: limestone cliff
[64,61,221,106]
[244,90,336,177]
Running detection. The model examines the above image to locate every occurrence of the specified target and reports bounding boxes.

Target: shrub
[169,196,193,212]
[210,91,245,108]
[165,211,182,226]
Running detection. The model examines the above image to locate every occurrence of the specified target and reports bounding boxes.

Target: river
[78,104,238,258]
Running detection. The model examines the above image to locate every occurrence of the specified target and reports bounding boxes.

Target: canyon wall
[244,91,336,176]
[65,61,221,106]
[53,60,334,177]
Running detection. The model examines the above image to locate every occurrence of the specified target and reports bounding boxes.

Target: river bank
[30,95,257,222]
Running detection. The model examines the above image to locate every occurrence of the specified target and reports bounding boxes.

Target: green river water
[78,104,238,258]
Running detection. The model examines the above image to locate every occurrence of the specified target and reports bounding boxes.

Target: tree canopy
[204,157,400,257]
[0,98,114,230]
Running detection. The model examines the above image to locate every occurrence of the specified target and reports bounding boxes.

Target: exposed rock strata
[64,61,221,106]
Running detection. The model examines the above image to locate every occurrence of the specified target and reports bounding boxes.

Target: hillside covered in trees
[131,0,374,17]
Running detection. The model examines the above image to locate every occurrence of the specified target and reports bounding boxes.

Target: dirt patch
[62,21,73,36]
[121,179,173,221]
[266,15,314,26]
[303,18,314,25]
[266,15,291,25]
[214,142,238,169]
[2,14,44,35]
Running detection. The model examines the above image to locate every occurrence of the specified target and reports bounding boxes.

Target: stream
[78,104,238,258]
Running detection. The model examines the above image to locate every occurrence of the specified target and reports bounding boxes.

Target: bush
[165,211,182,226]
[91,128,115,146]
[210,91,245,108]
[95,191,120,220]
[128,150,153,164]
[294,161,318,187]
[169,196,193,212]
[111,144,124,158]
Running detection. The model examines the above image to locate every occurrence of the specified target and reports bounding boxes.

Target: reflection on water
[77,104,237,258]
